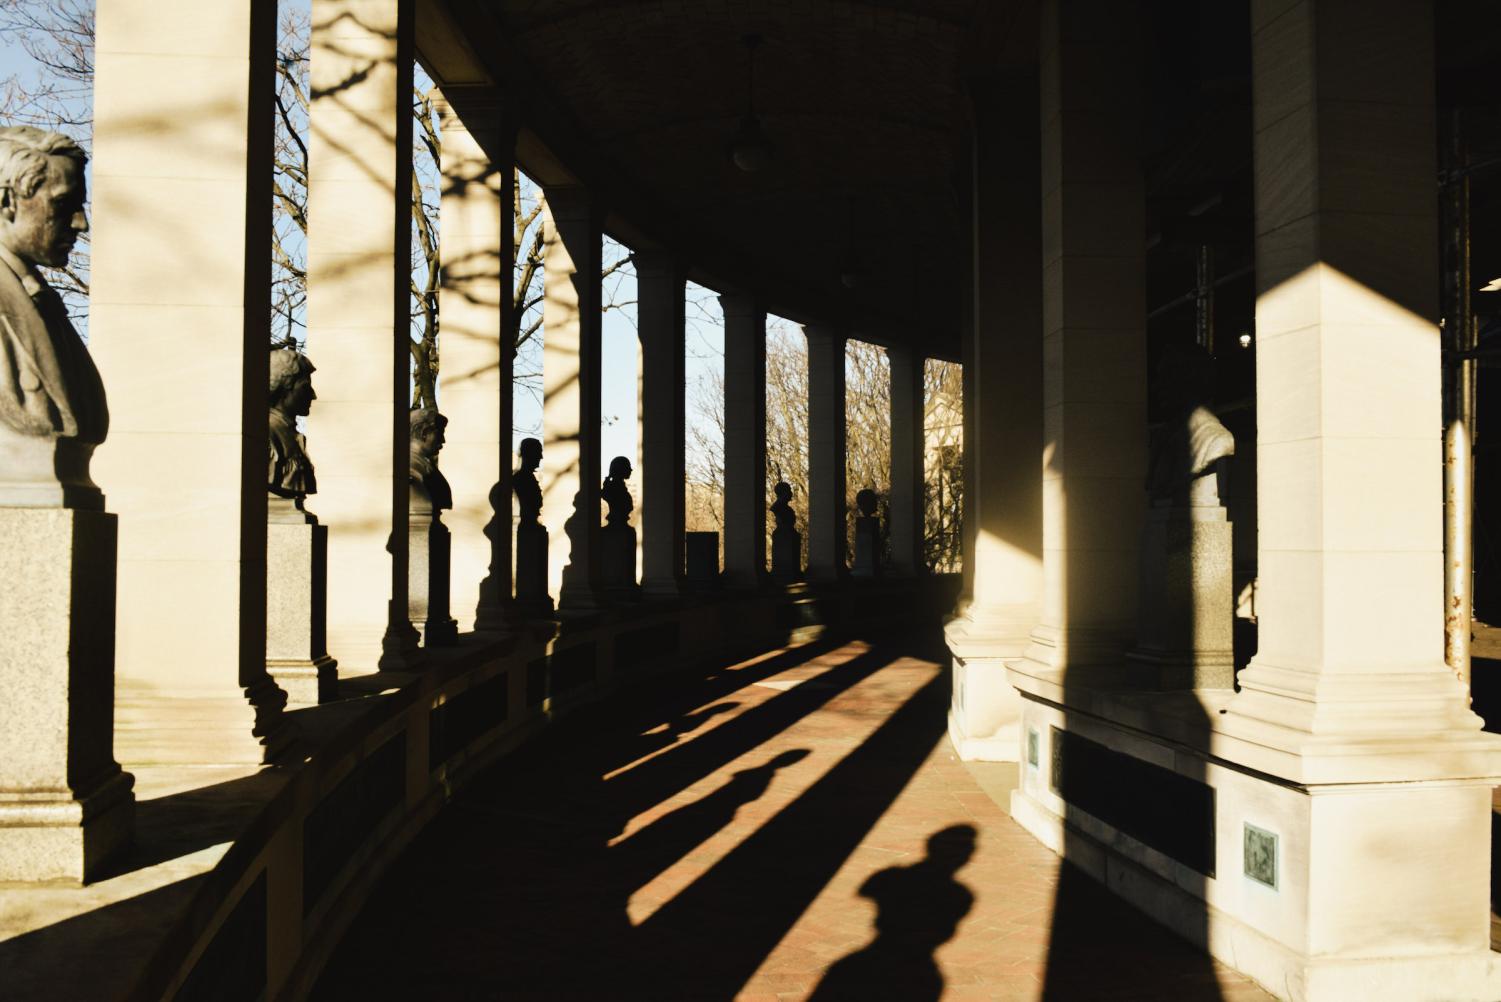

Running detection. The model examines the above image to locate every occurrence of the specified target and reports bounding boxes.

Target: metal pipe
[1443,108,1477,689]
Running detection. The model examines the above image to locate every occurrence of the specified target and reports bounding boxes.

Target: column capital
[718,290,763,320]
[802,323,845,347]
[632,248,686,281]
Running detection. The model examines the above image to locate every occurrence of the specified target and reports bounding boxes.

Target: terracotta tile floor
[317,632,1273,1001]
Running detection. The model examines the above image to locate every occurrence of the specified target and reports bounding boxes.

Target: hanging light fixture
[729,34,773,173]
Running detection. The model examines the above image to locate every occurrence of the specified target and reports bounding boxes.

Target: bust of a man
[409,407,452,513]
[514,437,542,527]
[0,126,105,507]
[268,347,318,499]
[771,481,796,534]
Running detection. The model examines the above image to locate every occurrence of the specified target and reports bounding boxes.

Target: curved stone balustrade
[0,577,955,1002]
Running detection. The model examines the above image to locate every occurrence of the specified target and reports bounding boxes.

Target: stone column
[721,293,766,589]
[886,345,924,577]
[805,325,848,582]
[541,187,602,610]
[306,0,420,671]
[1209,5,1501,996]
[637,251,686,598]
[946,73,1046,759]
[435,92,515,633]
[1019,2,1146,678]
[90,0,292,766]
[1223,0,1491,777]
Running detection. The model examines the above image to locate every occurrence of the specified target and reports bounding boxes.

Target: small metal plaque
[1026,728,1039,767]
[1243,823,1278,889]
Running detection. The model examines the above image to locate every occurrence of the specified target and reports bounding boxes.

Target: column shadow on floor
[315,632,951,999]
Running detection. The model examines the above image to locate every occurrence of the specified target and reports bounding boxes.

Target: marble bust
[0,126,105,508]
[514,437,543,526]
[601,455,633,527]
[1145,343,1235,506]
[409,407,452,512]
[268,347,318,499]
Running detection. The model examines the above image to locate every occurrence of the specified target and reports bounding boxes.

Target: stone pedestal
[515,522,554,618]
[409,503,458,647]
[0,507,134,882]
[1126,503,1234,689]
[266,498,338,705]
[852,516,881,578]
[686,531,719,589]
[601,523,638,594]
[771,529,801,582]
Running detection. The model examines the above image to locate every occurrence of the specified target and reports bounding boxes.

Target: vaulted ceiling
[422,1,1037,359]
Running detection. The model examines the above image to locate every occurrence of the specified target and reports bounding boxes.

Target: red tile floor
[317,632,1273,1001]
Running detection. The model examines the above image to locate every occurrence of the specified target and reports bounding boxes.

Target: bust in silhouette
[268,346,317,500]
[601,455,634,527]
[512,437,552,615]
[1145,343,1235,507]
[408,407,452,513]
[852,487,881,577]
[514,437,543,526]
[772,481,796,533]
[770,481,801,580]
[0,126,106,507]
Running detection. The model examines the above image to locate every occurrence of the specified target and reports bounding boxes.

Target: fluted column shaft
[637,252,686,597]
[721,294,766,588]
[805,325,847,581]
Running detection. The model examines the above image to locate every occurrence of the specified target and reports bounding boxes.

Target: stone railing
[12,576,953,1002]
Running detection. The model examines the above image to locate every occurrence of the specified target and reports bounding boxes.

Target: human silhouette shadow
[808,825,976,1002]
[610,748,810,894]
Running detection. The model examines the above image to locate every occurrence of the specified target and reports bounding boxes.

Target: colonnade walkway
[317,631,1274,1001]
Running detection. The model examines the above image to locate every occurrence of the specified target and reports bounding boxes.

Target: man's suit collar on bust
[0,242,45,298]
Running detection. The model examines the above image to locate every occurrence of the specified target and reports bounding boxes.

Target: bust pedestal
[0,505,134,881]
[408,496,458,647]
[266,496,339,704]
[1126,498,1235,689]
[771,528,801,582]
[686,531,719,590]
[852,516,881,578]
[515,522,554,618]
[601,523,638,594]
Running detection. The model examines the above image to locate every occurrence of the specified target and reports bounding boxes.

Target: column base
[0,769,134,883]
[640,576,681,600]
[268,653,339,706]
[1012,690,1501,1002]
[945,610,1032,762]
[378,603,422,671]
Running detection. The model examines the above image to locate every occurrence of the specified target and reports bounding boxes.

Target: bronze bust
[268,347,318,499]
[409,407,452,512]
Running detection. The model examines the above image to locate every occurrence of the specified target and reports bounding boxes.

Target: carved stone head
[773,481,792,504]
[856,488,878,518]
[0,126,88,269]
[519,436,542,471]
[269,347,316,418]
[607,455,632,480]
[411,407,447,460]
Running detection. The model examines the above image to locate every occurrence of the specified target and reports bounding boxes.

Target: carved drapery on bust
[268,346,318,499]
[409,407,452,512]
[0,126,106,508]
[1145,343,1235,506]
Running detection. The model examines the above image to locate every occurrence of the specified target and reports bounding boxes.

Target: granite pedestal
[1127,502,1234,689]
[515,522,554,618]
[0,506,135,882]
[266,497,339,705]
